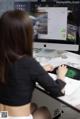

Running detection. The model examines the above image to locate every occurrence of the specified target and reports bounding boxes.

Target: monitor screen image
[33,7,78,41]
[34,7,67,40]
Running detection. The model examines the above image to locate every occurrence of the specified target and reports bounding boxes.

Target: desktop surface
[33,49,80,113]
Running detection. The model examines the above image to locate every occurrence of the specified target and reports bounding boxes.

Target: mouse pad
[49,65,80,80]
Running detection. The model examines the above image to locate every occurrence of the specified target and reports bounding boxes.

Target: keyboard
[49,65,80,80]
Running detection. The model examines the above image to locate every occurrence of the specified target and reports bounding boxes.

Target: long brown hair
[0,10,33,83]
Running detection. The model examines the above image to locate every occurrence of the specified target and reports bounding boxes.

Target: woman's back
[0,103,31,116]
[0,10,33,116]
[0,56,33,116]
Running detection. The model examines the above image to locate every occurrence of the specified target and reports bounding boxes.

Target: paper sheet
[48,57,67,67]
[59,88,80,106]
[49,73,80,96]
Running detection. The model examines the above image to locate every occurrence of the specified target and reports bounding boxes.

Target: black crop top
[0,56,66,106]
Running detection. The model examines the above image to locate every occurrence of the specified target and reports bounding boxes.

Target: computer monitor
[14,1,80,52]
[32,2,80,52]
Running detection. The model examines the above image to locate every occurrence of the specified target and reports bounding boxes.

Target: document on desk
[49,73,80,96]
[48,57,67,67]
[59,88,80,107]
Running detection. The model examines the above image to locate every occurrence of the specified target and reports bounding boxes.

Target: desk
[33,48,80,113]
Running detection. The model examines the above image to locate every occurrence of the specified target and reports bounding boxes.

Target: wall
[0,0,14,16]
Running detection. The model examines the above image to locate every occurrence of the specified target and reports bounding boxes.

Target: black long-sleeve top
[0,56,66,106]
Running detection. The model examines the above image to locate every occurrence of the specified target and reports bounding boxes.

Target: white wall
[0,0,14,16]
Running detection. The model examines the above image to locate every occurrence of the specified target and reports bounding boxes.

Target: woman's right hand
[57,65,68,80]
[43,64,54,72]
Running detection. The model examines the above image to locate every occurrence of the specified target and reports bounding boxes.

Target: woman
[0,10,67,119]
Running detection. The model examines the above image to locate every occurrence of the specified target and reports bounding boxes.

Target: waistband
[7,115,33,119]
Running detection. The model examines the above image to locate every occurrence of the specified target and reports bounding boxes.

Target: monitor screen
[14,1,80,51]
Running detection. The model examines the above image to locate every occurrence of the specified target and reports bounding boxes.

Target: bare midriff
[0,103,31,116]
